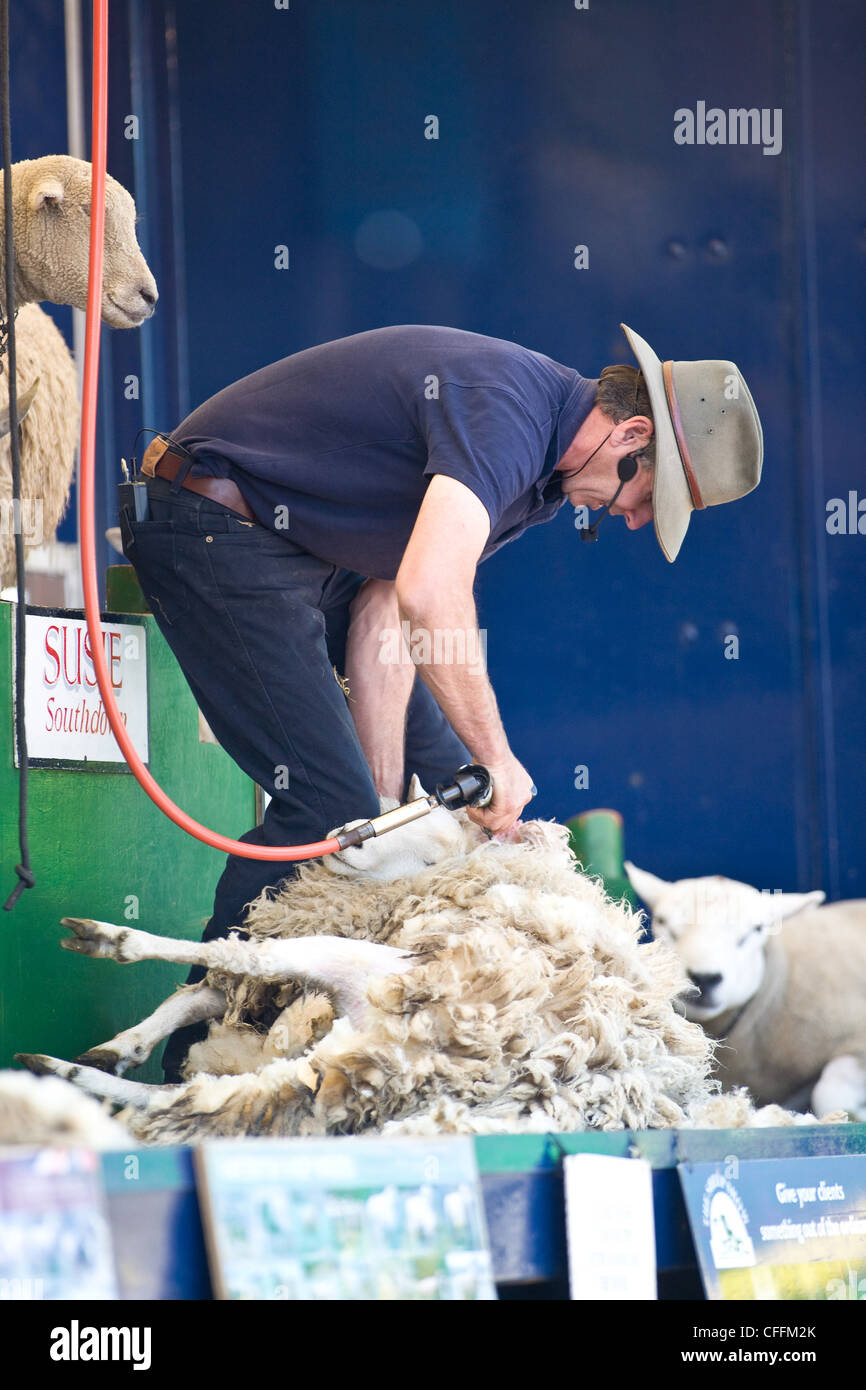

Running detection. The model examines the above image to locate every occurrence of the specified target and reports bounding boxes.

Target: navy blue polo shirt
[171,325,597,580]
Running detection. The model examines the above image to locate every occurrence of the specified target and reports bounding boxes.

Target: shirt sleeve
[420,383,552,529]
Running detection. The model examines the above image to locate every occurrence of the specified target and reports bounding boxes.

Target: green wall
[0,601,256,1081]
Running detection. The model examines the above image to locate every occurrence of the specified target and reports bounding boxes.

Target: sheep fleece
[0,304,79,584]
[126,821,719,1142]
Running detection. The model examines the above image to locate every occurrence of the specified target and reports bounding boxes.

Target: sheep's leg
[811,1054,866,1120]
[74,985,226,1076]
[14,1053,175,1110]
[60,918,415,1028]
[60,917,233,968]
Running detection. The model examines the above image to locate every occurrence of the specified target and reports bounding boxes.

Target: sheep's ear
[0,375,39,438]
[761,889,826,927]
[407,773,428,801]
[623,861,670,911]
[29,176,65,211]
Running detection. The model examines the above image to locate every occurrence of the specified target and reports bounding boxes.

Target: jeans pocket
[123,517,190,625]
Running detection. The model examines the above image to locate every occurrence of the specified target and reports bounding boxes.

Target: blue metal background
[10,1,865,902]
[7,1,74,534]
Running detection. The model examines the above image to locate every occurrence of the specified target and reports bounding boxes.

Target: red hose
[79,0,339,861]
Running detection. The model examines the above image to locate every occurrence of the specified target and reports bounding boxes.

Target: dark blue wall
[13,0,866,900]
[8,0,75,536]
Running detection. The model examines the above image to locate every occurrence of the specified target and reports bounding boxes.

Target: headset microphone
[580,453,640,543]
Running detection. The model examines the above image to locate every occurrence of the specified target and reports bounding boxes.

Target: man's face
[564,462,654,531]
[609,466,654,530]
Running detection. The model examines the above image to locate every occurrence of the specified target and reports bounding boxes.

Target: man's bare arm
[394,474,534,832]
[344,577,416,800]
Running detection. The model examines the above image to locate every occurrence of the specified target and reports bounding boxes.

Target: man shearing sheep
[124,322,763,1079]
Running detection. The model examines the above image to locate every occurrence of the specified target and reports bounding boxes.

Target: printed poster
[679,1155,866,1300]
[0,1148,118,1301]
[196,1135,496,1300]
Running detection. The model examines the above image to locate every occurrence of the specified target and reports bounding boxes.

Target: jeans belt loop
[169,455,193,494]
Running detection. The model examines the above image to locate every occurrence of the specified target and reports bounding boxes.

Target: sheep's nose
[139,286,158,308]
[688,970,723,997]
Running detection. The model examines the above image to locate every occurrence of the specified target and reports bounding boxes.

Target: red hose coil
[79,0,339,861]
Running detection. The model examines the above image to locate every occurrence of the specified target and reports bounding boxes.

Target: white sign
[564,1154,657,1300]
[18,611,149,766]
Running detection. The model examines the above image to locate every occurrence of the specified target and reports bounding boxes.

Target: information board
[679,1155,866,1300]
[196,1136,496,1300]
[0,1148,118,1301]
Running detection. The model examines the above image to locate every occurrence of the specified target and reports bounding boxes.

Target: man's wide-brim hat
[620,323,763,562]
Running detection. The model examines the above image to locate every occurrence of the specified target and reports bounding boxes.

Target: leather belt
[141,437,257,521]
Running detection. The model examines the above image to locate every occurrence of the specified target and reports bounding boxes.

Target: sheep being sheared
[17,781,725,1142]
[625,862,866,1116]
[0,155,157,583]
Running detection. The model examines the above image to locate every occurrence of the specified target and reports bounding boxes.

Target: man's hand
[467,752,535,835]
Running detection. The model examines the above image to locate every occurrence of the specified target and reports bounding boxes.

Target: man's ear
[613,415,653,450]
[407,773,428,801]
[624,862,670,911]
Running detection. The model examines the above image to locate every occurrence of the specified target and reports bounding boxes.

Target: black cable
[1,0,34,909]
[130,425,192,463]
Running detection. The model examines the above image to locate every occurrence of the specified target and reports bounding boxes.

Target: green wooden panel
[0,600,256,1081]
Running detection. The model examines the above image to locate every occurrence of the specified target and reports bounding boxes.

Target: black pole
[1,0,34,909]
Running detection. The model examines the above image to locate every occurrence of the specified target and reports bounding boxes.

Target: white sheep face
[16,156,157,328]
[625,863,825,1020]
[327,774,471,882]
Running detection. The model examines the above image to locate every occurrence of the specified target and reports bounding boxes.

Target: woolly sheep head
[625,862,825,1020]
[326,774,471,882]
[13,155,157,327]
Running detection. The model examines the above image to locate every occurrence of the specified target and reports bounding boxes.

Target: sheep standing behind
[625,862,866,1115]
[0,155,157,583]
[0,304,79,585]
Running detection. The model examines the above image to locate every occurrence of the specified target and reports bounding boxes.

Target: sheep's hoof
[59,916,132,961]
[14,1052,74,1079]
[74,1046,126,1075]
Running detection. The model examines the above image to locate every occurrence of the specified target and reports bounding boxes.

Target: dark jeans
[121,475,470,1078]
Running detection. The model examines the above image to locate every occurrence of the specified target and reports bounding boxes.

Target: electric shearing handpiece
[335,764,494,850]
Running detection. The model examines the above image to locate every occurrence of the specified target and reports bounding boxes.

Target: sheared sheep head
[625,862,825,1019]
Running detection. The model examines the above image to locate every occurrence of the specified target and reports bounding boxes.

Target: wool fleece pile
[130,820,723,1140]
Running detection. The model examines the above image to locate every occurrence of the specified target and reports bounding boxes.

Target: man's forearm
[395,585,509,764]
[345,579,416,799]
[390,475,532,833]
